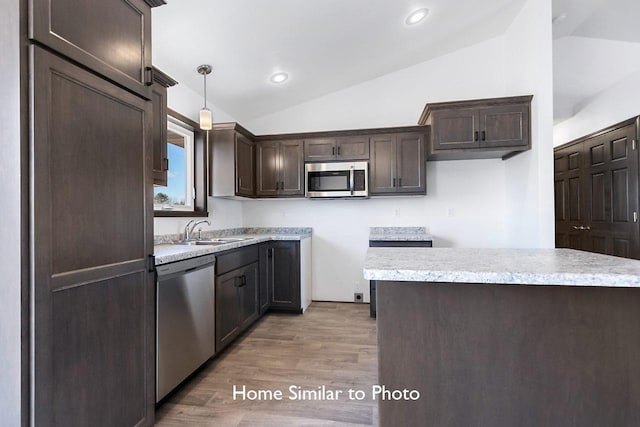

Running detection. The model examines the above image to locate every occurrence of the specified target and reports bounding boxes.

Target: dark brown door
[431,108,479,150]
[30,0,152,99]
[239,263,259,329]
[479,104,529,148]
[151,81,168,186]
[396,132,426,194]
[31,47,154,426]
[304,138,336,161]
[337,136,370,160]
[256,141,279,196]
[215,270,241,352]
[370,134,397,194]
[235,133,254,197]
[583,124,639,258]
[269,242,300,311]
[554,145,586,250]
[280,140,304,196]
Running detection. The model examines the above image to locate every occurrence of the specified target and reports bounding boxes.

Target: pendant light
[197,64,213,130]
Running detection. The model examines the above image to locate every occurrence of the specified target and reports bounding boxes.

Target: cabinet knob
[144,66,154,86]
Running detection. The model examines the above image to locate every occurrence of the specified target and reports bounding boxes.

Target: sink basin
[174,237,253,246]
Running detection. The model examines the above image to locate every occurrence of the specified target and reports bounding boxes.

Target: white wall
[553,69,640,146]
[503,0,555,248]
[0,0,22,423]
[243,161,507,302]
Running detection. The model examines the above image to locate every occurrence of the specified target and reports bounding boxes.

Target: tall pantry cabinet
[13,0,162,425]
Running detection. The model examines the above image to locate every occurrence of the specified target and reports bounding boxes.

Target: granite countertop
[155,227,311,265]
[368,226,433,242]
[363,247,640,287]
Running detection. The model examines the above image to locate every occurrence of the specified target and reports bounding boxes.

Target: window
[154,119,195,211]
[154,109,208,217]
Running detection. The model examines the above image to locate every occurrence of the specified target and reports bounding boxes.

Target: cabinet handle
[144,66,153,86]
[482,131,486,141]
[474,131,479,142]
[268,248,273,258]
[398,177,402,187]
[162,158,169,171]
[238,275,246,287]
[393,178,396,187]
[332,147,335,156]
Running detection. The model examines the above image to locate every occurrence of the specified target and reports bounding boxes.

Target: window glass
[154,119,194,211]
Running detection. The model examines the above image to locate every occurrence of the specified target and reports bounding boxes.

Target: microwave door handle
[350,167,355,195]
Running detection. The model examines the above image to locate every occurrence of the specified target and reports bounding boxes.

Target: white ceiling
[152,0,527,123]
[552,0,640,122]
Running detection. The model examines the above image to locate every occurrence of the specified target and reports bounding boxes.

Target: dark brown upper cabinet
[256,140,304,197]
[370,131,426,195]
[419,95,533,160]
[210,123,256,198]
[304,135,370,161]
[151,67,177,187]
[29,0,162,100]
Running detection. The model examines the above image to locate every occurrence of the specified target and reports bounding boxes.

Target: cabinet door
[270,242,301,312]
[582,124,639,259]
[215,270,240,352]
[396,133,426,194]
[239,262,259,329]
[151,81,168,186]
[554,146,586,251]
[337,135,370,160]
[258,244,272,315]
[431,108,479,150]
[30,0,152,99]
[256,141,280,196]
[370,134,397,194]
[235,133,254,197]
[304,138,336,162]
[280,140,305,196]
[31,46,154,426]
[479,104,529,148]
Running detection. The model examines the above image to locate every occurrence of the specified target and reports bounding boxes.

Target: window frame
[154,109,208,217]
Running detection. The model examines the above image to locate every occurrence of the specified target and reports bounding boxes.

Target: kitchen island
[364,248,640,427]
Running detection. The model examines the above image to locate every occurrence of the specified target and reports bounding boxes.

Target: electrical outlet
[354,292,363,303]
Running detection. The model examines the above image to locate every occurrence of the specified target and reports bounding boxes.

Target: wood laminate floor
[155,302,378,426]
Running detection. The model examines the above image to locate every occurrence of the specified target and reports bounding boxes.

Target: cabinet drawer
[216,245,259,276]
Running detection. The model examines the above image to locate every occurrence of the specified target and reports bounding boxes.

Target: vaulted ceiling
[152,0,527,122]
[552,0,640,122]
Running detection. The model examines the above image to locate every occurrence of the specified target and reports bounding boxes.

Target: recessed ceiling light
[405,8,429,25]
[270,72,289,84]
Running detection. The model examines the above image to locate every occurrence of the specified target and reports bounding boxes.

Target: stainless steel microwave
[305,161,368,198]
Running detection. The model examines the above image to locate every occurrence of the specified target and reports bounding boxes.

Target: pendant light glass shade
[197,64,213,130]
[199,108,213,130]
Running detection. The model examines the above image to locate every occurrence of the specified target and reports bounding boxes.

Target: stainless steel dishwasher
[156,254,216,402]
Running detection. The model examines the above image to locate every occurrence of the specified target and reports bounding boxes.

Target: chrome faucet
[184,219,211,241]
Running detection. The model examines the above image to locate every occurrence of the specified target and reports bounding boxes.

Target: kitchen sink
[175,237,253,246]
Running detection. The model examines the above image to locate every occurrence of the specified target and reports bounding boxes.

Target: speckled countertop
[363,248,640,287]
[369,227,433,242]
[155,228,311,265]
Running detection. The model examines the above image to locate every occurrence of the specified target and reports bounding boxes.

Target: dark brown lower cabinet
[259,241,301,312]
[31,46,154,426]
[555,118,640,259]
[215,246,260,352]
